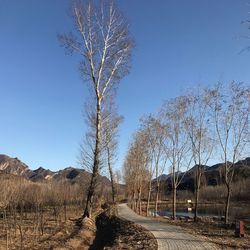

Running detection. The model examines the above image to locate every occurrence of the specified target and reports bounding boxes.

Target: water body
[151,204,250,225]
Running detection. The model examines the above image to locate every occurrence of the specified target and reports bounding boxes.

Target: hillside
[0,154,32,177]
[0,154,111,186]
[155,158,250,192]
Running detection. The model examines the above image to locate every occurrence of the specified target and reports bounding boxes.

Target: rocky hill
[0,154,33,178]
[155,158,250,192]
[0,154,110,186]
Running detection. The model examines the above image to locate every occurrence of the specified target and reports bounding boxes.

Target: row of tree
[123,82,250,224]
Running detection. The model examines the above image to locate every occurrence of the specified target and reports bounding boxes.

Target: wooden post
[235,220,244,237]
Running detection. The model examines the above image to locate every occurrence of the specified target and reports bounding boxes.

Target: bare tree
[59,0,134,218]
[139,118,154,216]
[114,169,121,200]
[161,96,193,220]
[102,102,123,204]
[123,130,149,214]
[123,154,137,210]
[184,87,214,221]
[210,82,250,224]
[140,115,166,216]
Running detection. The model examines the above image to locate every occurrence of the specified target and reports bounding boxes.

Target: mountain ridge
[0,154,110,185]
[153,158,250,192]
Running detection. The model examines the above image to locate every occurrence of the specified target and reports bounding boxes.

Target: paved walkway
[118,204,219,250]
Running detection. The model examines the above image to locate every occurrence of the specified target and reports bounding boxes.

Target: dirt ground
[92,210,157,249]
[0,206,157,250]
[0,206,97,250]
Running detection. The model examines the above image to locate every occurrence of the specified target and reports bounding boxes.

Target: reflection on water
[153,204,250,224]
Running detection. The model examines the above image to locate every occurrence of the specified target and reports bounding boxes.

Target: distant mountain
[0,154,111,186]
[153,172,180,182]
[153,174,170,182]
[29,166,55,182]
[155,158,250,192]
[0,154,33,178]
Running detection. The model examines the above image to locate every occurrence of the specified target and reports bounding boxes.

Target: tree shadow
[89,212,116,250]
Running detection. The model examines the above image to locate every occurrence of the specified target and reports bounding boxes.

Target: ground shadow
[89,212,116,250]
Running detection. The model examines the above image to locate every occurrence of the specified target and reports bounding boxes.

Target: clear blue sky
[1,0,250,171]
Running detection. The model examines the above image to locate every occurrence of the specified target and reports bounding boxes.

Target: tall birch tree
[59,0,134,218]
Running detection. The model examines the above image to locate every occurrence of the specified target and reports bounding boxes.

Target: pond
[150,204,250,225]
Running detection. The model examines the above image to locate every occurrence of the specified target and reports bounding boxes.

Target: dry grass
[0,206,91,250]
[199,179,250,202]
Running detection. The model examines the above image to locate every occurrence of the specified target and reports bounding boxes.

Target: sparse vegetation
[124,82,250,226]
[2,0,250,249]
[0,173,85,249]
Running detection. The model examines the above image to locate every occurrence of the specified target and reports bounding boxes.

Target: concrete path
[118,204,219,250]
